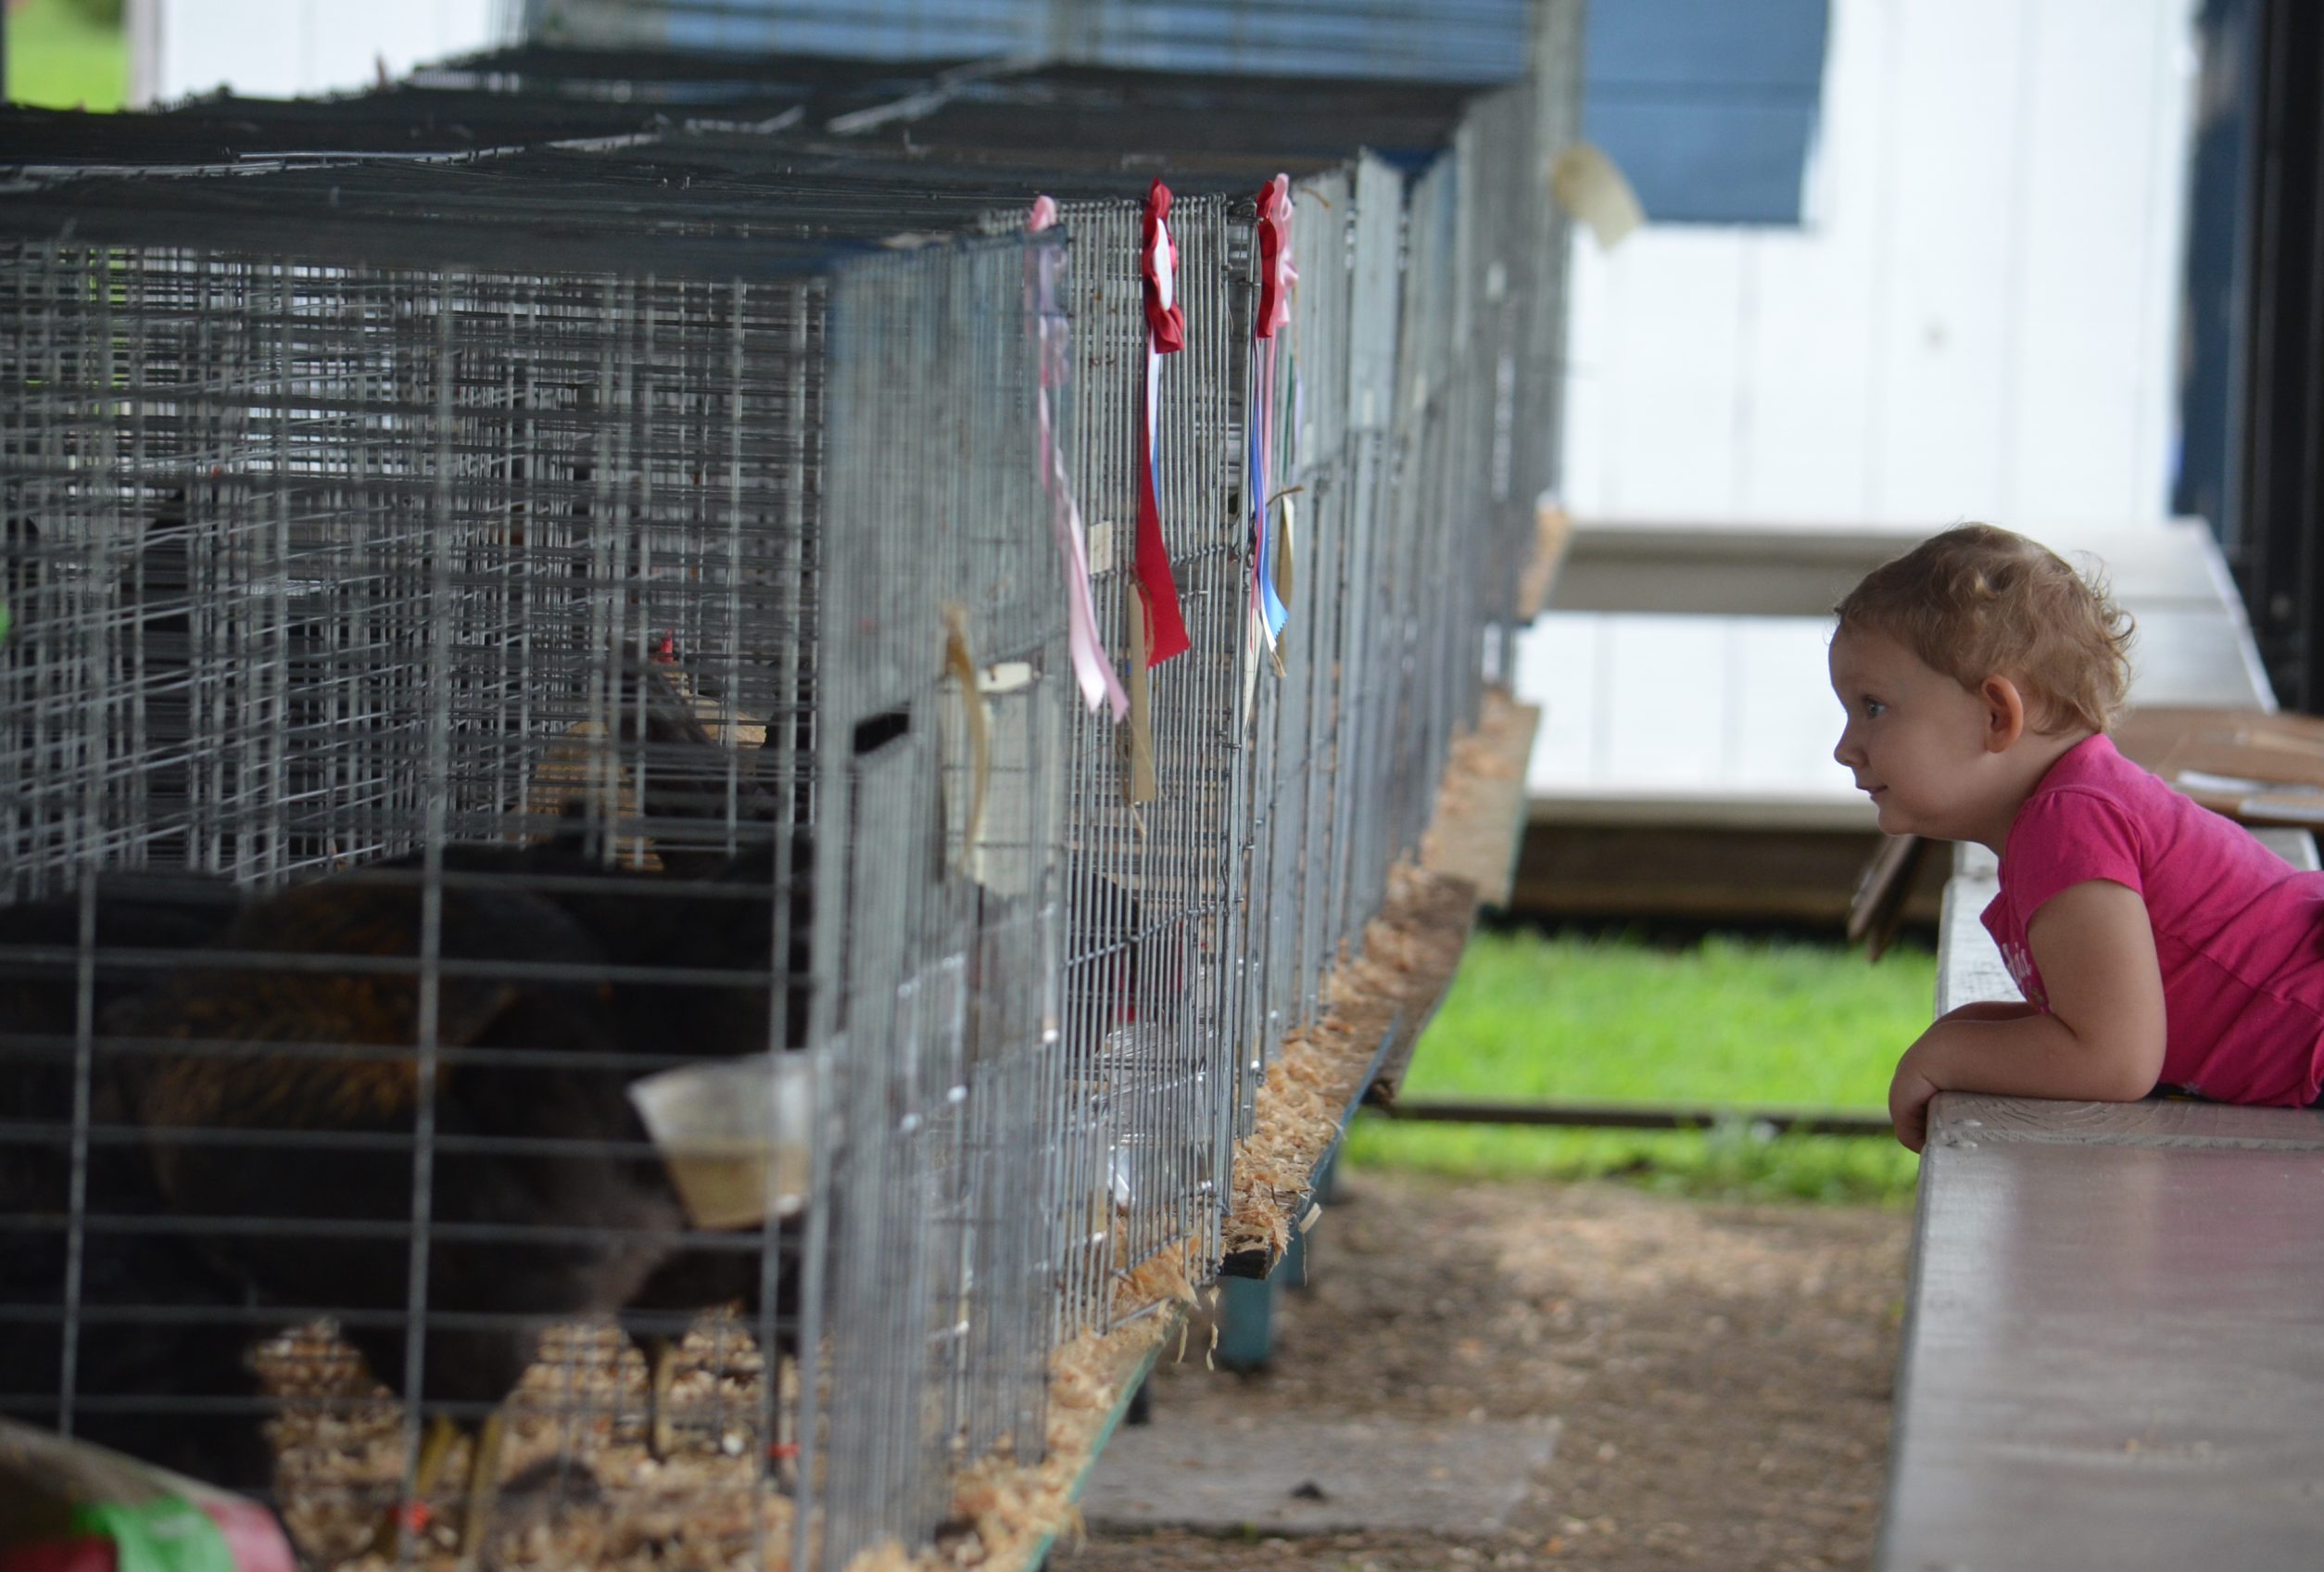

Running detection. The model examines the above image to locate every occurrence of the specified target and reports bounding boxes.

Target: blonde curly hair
[1834,524,2135,735]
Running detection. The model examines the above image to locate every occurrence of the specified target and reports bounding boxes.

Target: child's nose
[1833,729,1861,767]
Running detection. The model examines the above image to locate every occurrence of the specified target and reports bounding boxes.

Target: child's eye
[1862,698,1886,719]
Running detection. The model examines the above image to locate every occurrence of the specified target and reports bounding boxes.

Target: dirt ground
[1052,1169,1912,1572]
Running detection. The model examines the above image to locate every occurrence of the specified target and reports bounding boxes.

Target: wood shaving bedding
[258,1314,784,1572]
[907,1249,1193,1571]
[1220,860,1474,1263]
[1418,689,1539,904]
[1223,689,1527,1261]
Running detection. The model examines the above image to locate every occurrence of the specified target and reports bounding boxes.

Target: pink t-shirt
[1982,733,2324,1106]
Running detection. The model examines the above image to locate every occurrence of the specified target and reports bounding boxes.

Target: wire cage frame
[1,173,1070,1569]
[0,29,1580,1569]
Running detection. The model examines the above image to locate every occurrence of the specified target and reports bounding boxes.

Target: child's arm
[1888,879,2166,1151]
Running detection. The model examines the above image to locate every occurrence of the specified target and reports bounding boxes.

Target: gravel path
[1053,1169,1911,1572]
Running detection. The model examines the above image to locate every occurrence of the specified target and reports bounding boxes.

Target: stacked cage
[0,141,1078,1568]
[916,68,1541,1095]
[814,57,1490,1194]
[0,30,1581,1570]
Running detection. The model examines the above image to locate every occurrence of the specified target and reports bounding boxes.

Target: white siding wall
[1560,0,2199,530]
[138,0,500,104]
[1521,614,1856,798]
[1529,0,2202,809]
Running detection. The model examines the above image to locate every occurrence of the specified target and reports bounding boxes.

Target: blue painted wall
[1584,0,1829,224]
[528,0,1831,224]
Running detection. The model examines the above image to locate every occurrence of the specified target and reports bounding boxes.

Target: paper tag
[968,683,1039,894]
[1125,595,1159,805]
[1272,492,1296,612]
[1549,143,1645,249]
[941,605,992,878]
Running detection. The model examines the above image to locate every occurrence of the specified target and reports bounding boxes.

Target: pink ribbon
[1028,195,1129,718]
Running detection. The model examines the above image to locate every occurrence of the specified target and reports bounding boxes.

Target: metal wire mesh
[0,233,837,1552]
[2,164,1064,1568]
[0,30,1578,1569]
[814,239,1063,1553]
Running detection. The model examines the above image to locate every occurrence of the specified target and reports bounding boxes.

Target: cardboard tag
[1124,595,1159,805]
[1549,143,1645,249]
[941,605,993,877]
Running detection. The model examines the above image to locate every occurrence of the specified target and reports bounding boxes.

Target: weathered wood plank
[1932,1091,2324,1151]
[1933,871,2010,1017]
[1880,1128,2324,1570]
[1422,701,1541,909]
[1551,519,2242,617]
[1510,823,1946,925]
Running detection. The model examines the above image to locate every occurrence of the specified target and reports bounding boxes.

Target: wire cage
[0,158,1070,1569]
[826,56,1484,1198]
[0,28,1580,1569]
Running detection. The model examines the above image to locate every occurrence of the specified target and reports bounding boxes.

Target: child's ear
[1978,675,2027,753]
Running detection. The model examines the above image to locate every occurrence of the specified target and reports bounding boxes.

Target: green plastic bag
[0,1421,293,1572]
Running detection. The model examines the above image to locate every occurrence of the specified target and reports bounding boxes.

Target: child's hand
[1888,1043,1943,1153]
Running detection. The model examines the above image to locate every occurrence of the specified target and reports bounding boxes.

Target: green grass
[7,0,128,112]
[1345,927,1934,1205]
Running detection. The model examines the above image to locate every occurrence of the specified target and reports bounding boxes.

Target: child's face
[1828,625,2005,842]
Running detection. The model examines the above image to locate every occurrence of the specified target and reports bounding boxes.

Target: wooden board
[1846,831,1935,959]
[1512,823,1947,927]
[1420,700,1541,909]
[1358,872,1480,1109]
[1549,519,2242,618]
[1933,869,2011,1018]
[1516,501,1574,621]
[1016,1320,1179,1571]
[2115,706,2324,826]
[1880,1099,2324,1571]
[1934,1090,2324,1150]
[1220,1016,1402,1281]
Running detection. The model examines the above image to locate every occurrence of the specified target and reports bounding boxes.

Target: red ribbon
[1141,178,1187,353]
[1134,178,1192,666]
[1135,407,1192,666]
[1255,174,1293,341]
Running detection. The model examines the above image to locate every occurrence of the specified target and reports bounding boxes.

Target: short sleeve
[2005,788,2145,919]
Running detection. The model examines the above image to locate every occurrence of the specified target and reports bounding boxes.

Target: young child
[1829,524,2324,1151]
